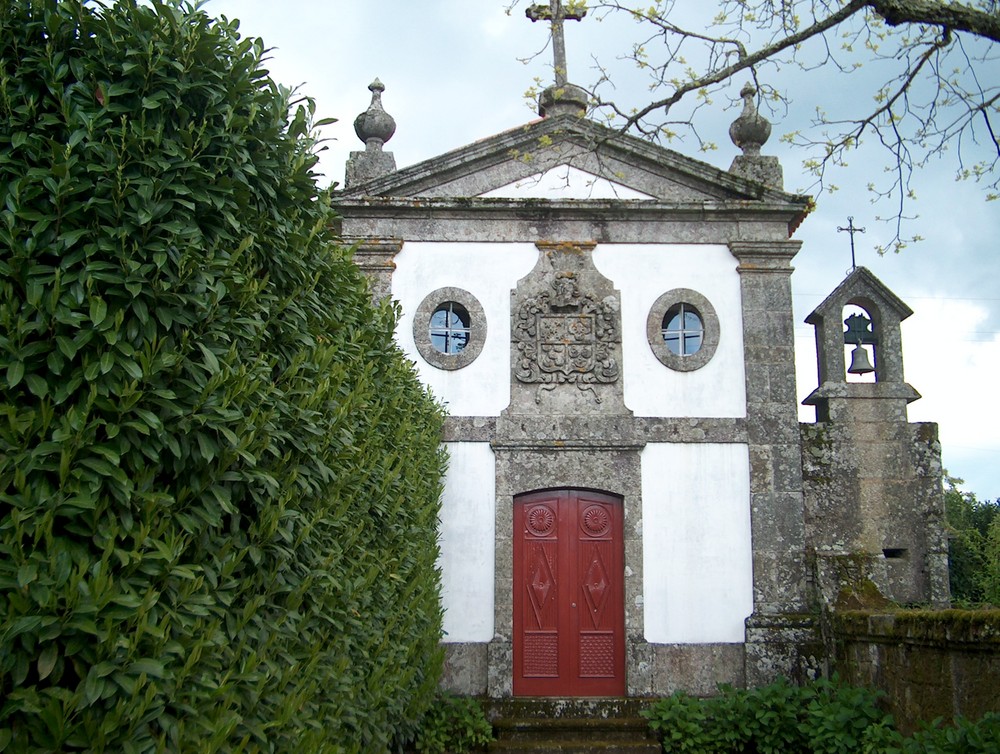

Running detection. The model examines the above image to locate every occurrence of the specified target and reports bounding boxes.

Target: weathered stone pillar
[730,240,822,685]
[347,237,401,304]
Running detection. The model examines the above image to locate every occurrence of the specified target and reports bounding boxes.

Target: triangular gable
[336,113,807,207]
[479,165,655,200]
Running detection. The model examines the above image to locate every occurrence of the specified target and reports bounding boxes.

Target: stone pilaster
[347,237,401,304]
[730,240,821,685]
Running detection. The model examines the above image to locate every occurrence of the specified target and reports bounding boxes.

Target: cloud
[906,300,1000,495]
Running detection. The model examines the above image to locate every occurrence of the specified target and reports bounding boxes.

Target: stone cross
[837,216,866,270]
[526,1,587,87]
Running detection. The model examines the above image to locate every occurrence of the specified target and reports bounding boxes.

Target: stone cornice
[336,197,808,240]
[442,415,748,444]
[729,240,803,272]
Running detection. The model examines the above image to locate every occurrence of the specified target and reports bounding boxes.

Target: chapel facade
[332,72,948,698]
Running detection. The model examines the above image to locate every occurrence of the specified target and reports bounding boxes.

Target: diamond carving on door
[513,490,625,696]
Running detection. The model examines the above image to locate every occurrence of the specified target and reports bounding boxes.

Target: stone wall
[832,610,1000,734]
[800,417,949,609]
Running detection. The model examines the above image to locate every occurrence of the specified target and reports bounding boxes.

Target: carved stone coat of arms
[513,267,621,402]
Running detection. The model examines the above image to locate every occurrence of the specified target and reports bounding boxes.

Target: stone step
[485,698,660,754]
[489,740,661,754]
[486,697,654,721]
[495,716,653,741]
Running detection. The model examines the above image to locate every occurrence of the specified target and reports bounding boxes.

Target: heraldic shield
[537,313,596,375]
[512,243,622,404]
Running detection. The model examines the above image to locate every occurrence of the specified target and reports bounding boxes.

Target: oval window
[646,288,719,371]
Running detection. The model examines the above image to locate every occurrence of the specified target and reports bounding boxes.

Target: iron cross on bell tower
[526,0,587,87]
[837,216,866,271]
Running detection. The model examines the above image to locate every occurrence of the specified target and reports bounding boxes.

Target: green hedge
[410,694,493,754]
[643,678,1000,754]
[0,1,446,751]
[643,677,887,754]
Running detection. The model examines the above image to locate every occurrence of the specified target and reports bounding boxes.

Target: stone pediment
[336,113,804,206]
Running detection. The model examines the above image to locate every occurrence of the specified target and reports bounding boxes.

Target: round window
[646,289,719,371]
[414,288,486,370]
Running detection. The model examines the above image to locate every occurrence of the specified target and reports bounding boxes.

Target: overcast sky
[205,0,1000,499]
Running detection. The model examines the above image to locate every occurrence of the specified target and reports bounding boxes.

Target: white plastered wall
[641,442,753,643]
[392,242,537,416]
[480,165,654,199]
[594,244,746,418]
[439,442,496,643]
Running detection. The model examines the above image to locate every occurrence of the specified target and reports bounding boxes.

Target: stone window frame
[414,287,486,370]
[646,288,720,372]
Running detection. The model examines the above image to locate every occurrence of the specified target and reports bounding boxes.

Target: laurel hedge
[0,2,446,751]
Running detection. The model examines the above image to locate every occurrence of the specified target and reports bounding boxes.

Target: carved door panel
[513,489,625,696]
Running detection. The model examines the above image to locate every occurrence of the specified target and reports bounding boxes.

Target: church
[331,4,948,700]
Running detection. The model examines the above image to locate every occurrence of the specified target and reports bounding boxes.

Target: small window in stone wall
[646,288,720,371]
[414,287,486,370]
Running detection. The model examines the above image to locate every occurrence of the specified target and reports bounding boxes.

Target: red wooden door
[513,489,625,696]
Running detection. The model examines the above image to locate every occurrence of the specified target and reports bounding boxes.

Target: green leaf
[84,670,105,706]
[56,336,79,359]
[92,661,117,678]
[5,615,42,639]
[17,563,38,587]
[59,228,89,249]
[121,358,142,380]
[89,297,107,326]
[25,374,48,397]
[130,658,166,678]
[37,644,58,680]
[6,361,24,387]
[198,342,220,374]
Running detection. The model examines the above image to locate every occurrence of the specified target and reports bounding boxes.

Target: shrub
[645,679,1000,754]
[902,713,1000,754]
[0,1,446,751]
[643,691,720,753]
[409,694,494,754]
[804,676,890,754]
[643,677,890,754]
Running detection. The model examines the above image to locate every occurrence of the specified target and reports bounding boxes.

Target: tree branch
[605,0,869,131]
[868,0,1000,43]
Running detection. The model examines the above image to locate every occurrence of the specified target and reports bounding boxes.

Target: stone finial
[353,78,396,151]
[729,83,771,156]
[728,82,783,189]
[345,78,397,188]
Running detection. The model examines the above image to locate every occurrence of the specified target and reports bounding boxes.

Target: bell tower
[801,267,949,608]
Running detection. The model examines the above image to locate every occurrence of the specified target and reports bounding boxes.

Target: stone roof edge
[805,266,914,324]
[333,114,809,207]
[334,195,809,219]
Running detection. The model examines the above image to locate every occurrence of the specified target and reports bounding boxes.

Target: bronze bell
[847,344,875,375]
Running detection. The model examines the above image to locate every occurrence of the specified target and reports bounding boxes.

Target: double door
[513,489,625,696]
